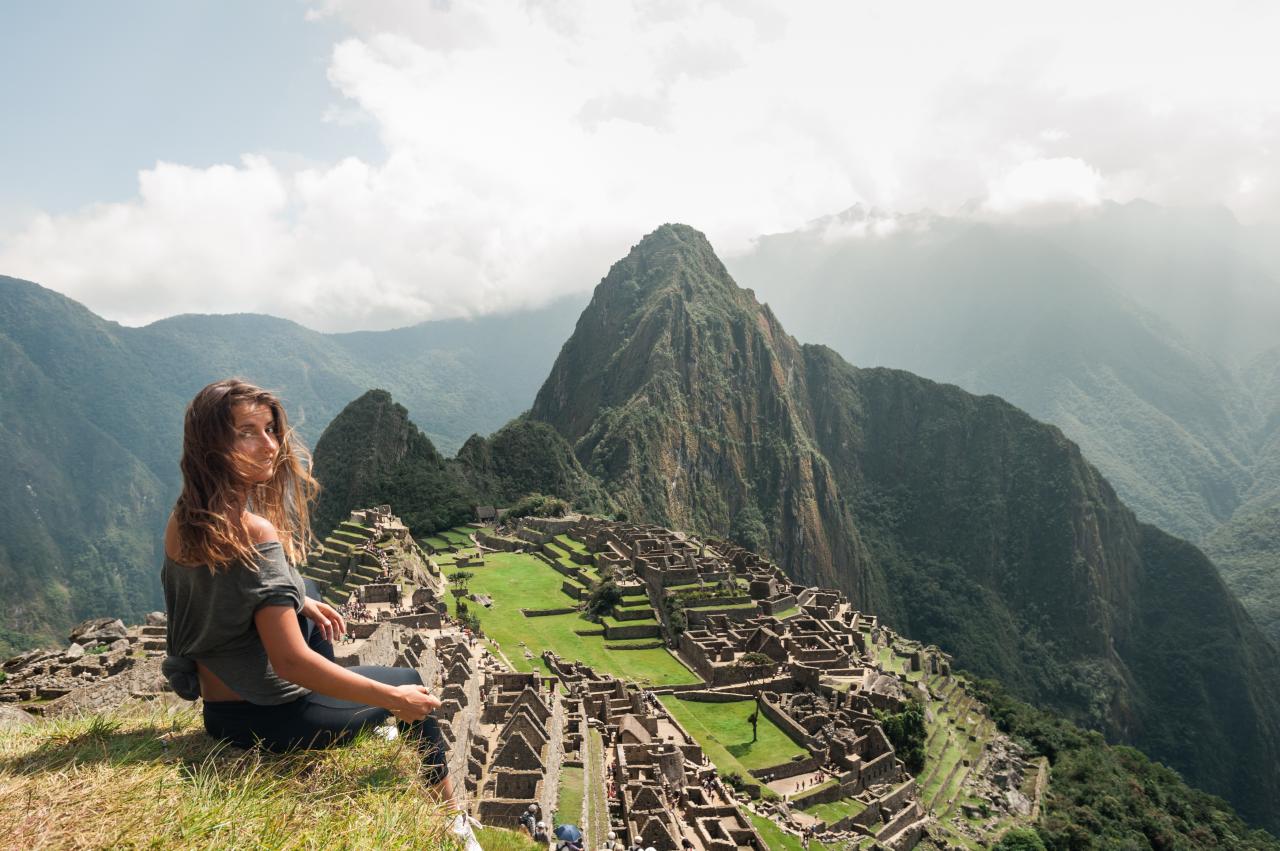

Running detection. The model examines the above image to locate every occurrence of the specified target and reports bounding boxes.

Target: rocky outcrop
[0,616,170,713]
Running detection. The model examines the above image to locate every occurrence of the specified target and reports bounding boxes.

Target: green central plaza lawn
[748,814,834,851]
[658,696,807,780]
[805,795,868,825]
[443,551,698,687]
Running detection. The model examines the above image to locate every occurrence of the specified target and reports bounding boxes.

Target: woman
[160,378,478,847]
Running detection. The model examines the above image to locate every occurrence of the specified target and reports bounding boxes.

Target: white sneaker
[450,812,483,851]
[373,723,400,741]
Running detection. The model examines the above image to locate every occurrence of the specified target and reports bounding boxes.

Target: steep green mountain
[310,390,475,539]
[0,275,578,651]
[529,223,1280,830]
[1202,344,1280,642]
[725,205,1280,646]
[452,419,614,513]
[310,390,610,540]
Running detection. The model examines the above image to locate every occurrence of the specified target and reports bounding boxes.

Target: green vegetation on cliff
[311,389,474,540]
[310,390,612,540]
[971,677,1280,850]
[526,224,1280,831]
[453,418,613,514]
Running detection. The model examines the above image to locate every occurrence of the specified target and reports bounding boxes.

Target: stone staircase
[301,519,388,605]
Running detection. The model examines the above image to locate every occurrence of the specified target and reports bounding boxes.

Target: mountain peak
[597,223,744,308]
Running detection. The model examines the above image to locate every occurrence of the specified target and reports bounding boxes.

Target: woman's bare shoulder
[163,514,185,563]
[242,512,280,545]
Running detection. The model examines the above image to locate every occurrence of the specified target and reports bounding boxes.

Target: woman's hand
[387,684,442,721]
[301,598,346,643]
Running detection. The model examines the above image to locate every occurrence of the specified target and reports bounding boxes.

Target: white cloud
[984,157,1104,214]
[3,0,1280,330]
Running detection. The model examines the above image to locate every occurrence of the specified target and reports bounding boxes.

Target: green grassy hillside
[0,702,538,850]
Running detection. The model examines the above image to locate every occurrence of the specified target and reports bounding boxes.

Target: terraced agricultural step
[351,564,383,583]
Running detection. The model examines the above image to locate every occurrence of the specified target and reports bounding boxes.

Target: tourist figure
[159,379,479,850]
[519,804,538,836]
[534,821,550,843]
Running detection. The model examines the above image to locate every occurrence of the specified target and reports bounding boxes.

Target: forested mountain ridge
[725,204,1280,645]
[528,223,1280,831]
[0,274,579,653]
[310,389,610,542]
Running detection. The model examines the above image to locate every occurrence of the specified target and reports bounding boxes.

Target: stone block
[70,618,127,645]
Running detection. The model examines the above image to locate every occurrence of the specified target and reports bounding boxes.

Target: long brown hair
[172,378,320,569]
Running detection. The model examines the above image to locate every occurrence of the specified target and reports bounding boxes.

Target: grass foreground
[0,700,539,850]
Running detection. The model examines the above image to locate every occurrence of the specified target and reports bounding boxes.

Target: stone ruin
[548,657,769,851]
[302,506,438,608]
[0,615,170,717]
[465,668,571,828]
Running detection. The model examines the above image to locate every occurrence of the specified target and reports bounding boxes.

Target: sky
[1,0,1278,332]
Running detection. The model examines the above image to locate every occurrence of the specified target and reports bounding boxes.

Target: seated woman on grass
[161,378,479,848]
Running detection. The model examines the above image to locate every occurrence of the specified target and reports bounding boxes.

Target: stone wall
[604,622,663,641]
[758,692,817,750]
[749,754,822,782]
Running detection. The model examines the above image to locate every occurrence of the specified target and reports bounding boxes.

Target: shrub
[505,493,569,520]
[586,580,623,619]
[992,828,1047,851]
[874,699,927,774]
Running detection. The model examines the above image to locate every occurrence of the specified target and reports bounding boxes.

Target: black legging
[201,583,449,785]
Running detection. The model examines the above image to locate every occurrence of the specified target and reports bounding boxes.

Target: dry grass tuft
[0,701,536,850]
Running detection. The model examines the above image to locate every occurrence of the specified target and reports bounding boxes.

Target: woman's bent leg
[301,666,450,787]
[203,667,449,782]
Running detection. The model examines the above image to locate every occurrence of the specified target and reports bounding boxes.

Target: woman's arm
[255,605,441,720]
[243,511,438,720]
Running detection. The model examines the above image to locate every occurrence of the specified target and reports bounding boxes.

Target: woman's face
[229,401,280,485]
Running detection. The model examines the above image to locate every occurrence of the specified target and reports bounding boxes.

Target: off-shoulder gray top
[161,541,310,705]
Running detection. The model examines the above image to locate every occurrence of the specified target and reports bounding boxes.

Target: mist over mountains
[727,201,1280,644]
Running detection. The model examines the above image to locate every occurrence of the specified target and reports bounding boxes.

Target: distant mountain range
[0,274,582,651]
[726,202,1280,646]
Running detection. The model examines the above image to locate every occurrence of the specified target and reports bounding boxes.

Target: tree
[875,699,927,774]
[586,580,623,619]
[730,501,768,553]
[991,828,1047,851]
[450,570,474,599]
